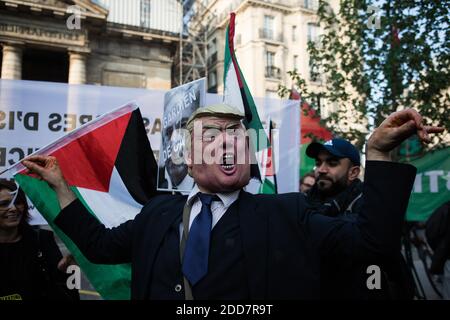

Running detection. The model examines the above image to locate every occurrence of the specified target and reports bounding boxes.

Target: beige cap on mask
[186,103,245,131]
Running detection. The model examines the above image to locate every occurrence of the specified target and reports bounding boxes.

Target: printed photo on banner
[157,78,206,192]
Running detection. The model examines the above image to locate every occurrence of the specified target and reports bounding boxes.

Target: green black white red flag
[10,103,158,299]
[223,13,274,192]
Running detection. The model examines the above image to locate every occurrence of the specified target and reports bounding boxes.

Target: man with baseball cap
[306,138,361,201]
[306,138,415,300]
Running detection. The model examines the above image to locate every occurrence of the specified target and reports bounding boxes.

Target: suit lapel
[238,191,268,299]
[142,196,186,298]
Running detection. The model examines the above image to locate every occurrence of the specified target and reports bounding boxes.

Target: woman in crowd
[0,178,79,300]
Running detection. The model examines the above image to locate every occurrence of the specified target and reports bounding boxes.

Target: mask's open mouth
[220,153,236,173]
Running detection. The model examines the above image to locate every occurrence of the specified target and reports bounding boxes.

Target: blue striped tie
[182,193,219,286]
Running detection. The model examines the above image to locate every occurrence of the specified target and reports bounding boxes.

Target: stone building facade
[0,0,181,89]
[188,0,366,133]
[189,0,334,97]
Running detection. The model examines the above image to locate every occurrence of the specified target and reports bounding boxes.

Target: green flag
[406,147,450,221]
[223,12,273,191]
[300,144,315,179]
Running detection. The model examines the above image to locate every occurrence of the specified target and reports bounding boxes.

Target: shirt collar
[187,184,240,208]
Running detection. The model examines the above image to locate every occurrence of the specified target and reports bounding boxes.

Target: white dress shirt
[179,185,240,240]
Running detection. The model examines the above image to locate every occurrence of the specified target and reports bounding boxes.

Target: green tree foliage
[279,0,449,152]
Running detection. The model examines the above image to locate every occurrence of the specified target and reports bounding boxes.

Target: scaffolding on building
[173,0,216,87]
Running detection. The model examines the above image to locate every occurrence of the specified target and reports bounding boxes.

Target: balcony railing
[265,66,281,79]
[259,28,283,42]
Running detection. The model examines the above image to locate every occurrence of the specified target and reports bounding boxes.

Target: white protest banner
[0,79,299,223]
[0,79,165,172]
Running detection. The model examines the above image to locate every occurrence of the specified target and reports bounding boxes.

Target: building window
[265,51,280,79]
[208,70,217,93]
[208,70,217,87]
[141,0,151,28]
[207,38,217,65]
[307,23,319,43]
[304,0,318,10]
[293,55,298,71]
[263,15,274,40]
[266,51,275,68]
[292,25,297,42]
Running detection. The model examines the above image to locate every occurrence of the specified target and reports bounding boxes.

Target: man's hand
[22,155,76,209]
[367,109,444,161]
[22,155,64,188]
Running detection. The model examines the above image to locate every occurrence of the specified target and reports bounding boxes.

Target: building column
[1,43,23,80]
[68,51,87,84]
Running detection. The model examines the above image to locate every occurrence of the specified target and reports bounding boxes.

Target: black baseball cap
[306,138,361,166]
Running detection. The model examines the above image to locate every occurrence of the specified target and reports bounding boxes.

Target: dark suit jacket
[55,161,416,299]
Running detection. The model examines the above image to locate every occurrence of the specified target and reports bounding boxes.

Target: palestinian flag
[258,118,278,194]
[9,103,158,300]
[223,12,270,182]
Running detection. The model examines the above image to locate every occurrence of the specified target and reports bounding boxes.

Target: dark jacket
[32,227,80,301]
[306,179,364,219]
[307,179,415,299]
[55,161,416,299]
[0,224,79,300]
